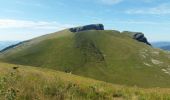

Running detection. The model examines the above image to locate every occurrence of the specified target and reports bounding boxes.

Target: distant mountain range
[152,42,170,51]
[0,41,19,50]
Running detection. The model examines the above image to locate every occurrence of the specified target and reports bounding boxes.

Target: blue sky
[0,0,170,42]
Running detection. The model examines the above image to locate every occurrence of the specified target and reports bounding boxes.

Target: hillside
[1,28,170,87]
[1,62,170,100]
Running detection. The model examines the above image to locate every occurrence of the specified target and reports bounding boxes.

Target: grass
[1,30,170,88]
[0,62,170,100]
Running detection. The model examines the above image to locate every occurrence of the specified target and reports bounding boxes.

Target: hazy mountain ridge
[0,41,19,50]
[152,42,170,51]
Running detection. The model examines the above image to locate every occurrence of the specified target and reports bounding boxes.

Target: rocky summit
[69,24,104,32]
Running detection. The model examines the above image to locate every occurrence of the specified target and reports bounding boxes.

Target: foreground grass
[0,62,170,100]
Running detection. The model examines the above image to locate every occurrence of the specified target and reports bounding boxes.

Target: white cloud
[100,0,123,5]
[0,19,74,41]
[0,19,72,30]
[126,3,170,15]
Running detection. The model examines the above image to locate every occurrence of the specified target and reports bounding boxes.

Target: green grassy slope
[1,30,170,87]
[1,62,170,100]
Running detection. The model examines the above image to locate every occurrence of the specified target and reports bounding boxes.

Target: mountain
[1,24,170,88]
[161,46,170,51]
[0,41,19,50]
[1,62,170,99]
[152,42,170,51]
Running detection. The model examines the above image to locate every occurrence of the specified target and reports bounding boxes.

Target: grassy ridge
[0,62,170,100]
[1,30,170,87]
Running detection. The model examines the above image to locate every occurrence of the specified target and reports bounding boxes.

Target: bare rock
[133,32,151,46]
[69,24,104,32]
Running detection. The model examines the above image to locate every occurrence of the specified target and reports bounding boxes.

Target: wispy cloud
[126,3,170,15]
[0,19,72,30]
[100,0,123,5]
[141,0,155,3]
[4,9,21,14]
[99,0,155,5]
[15,0,46,8]
[114,20,170,25]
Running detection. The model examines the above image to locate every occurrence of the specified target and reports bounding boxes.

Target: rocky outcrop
[133,33,151,46]
[69,24,104,32]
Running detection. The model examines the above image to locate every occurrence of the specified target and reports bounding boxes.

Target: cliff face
[70,24,151,46]
[69,24,104,32]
